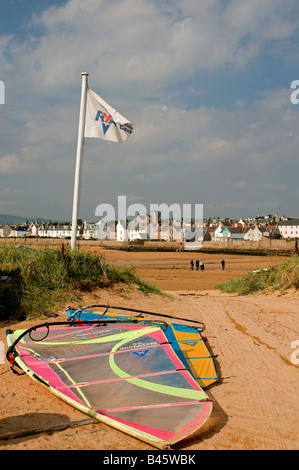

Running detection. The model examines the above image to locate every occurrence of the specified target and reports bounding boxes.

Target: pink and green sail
[6,321,212,449]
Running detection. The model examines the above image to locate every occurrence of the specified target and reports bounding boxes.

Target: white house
[116,221,127,241]
[160,221,172,241]
[30,224,38,236]
[0,224,12,237]
[213,224,245,242]
[128,229,148,241]
[278,218,299,238]
[9,225,30,237]
[182,220,195,241]
[95,220,116,240]
[127,213,149,241]
[213,224,230,241]
[38,223,78,238]
[173,220,182,241]
[82,221,96,239]
[244,226,263,241]
[238,218,246,227]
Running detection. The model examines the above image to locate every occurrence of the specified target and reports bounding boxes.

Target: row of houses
[1,215,299,242]
[95,216,299,242]
[205,218,299,242]
[205,222,280,243]
[0,221,94,239]
[0,224,30,238]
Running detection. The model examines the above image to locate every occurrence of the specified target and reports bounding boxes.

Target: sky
[1,0,299,222]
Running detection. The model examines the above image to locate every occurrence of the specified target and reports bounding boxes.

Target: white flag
[84,88,133,143]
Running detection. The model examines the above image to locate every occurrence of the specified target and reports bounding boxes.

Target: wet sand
[90,248,289,291]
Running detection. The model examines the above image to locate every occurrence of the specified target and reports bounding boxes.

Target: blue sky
[1,0,299,222]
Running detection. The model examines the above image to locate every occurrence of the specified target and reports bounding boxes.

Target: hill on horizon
[0,213,47,224]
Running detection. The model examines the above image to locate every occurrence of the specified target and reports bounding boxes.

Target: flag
[84,88,133,143]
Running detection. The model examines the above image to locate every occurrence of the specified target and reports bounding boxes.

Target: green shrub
[216,255,299,295]
[0,244,162,320]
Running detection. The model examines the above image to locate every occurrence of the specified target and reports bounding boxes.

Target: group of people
[190,259,205,271]
[190,259,226,271]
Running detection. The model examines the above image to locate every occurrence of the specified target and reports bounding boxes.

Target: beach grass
[216,254,299,295]
[0,244,163,321]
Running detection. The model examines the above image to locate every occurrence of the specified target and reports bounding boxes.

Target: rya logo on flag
[84,87,133,143]
[95,110,116,135]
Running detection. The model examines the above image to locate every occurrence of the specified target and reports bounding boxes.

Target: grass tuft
[216,254,299,295]
[0,244,164,320]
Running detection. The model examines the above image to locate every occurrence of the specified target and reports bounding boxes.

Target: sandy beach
[1,249,298,450]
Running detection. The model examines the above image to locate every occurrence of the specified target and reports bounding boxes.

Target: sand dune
[1,250,298,450]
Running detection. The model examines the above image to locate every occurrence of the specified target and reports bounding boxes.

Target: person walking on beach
[200,260,204,271]
[196,259,199,271]
[190,259,194,271]
[221,259,225,270]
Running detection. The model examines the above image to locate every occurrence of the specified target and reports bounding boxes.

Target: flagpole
[71,72,89,251]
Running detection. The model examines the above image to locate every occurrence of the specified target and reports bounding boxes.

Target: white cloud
[3,0,298,94]
[0,154,21,174]
[1,0,299,219]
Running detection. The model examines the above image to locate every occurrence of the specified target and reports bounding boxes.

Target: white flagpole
[71,72,89,250]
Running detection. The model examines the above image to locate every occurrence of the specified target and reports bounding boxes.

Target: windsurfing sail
[66,305,219,389]
[6,320,212,449]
